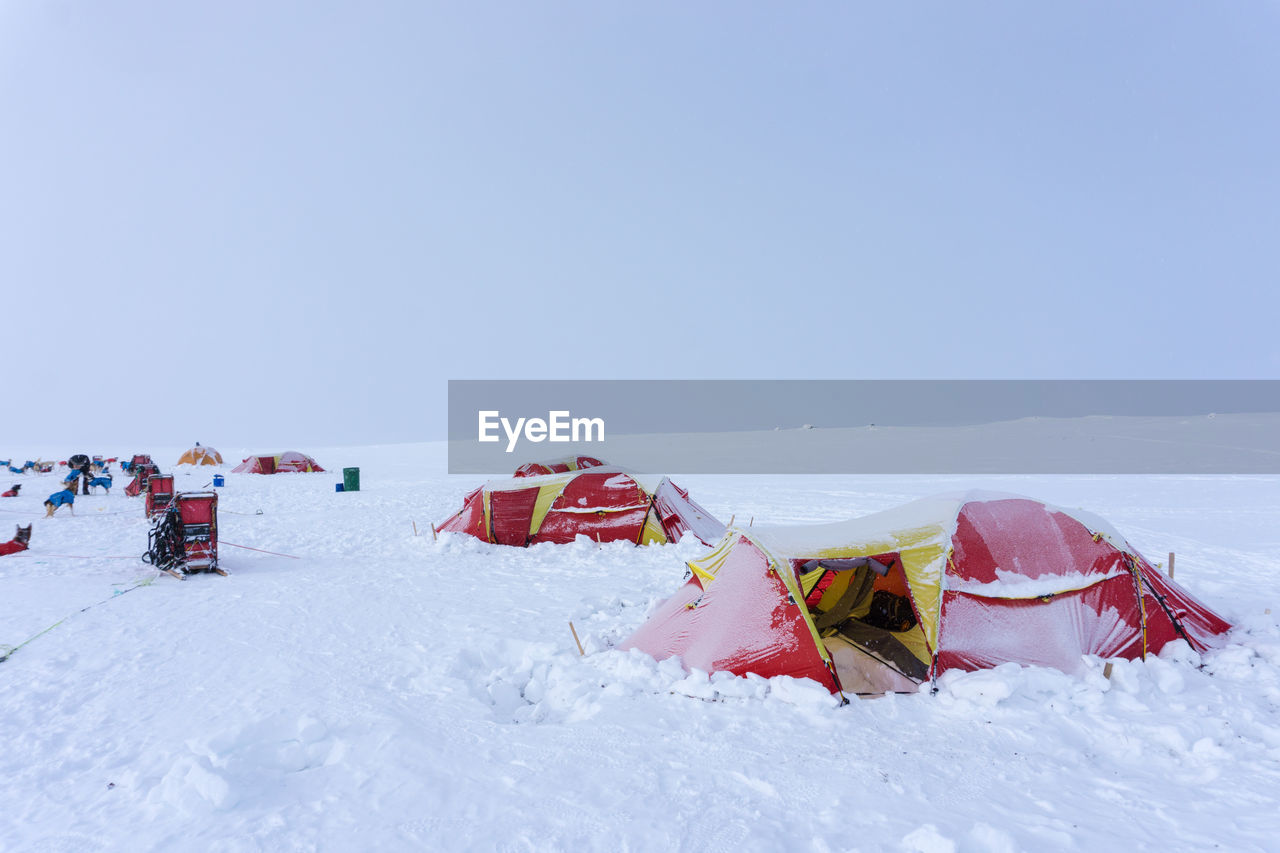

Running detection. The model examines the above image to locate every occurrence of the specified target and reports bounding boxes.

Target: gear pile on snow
[142,491,222,577]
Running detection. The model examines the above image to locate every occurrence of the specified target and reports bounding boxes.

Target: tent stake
[431,523,437,542]
[1168,551,1175,579]
[728,514,735,528]
[1103,662,1114,680]
[412,520,418,537]
[749,516,753,527]
[569,621,585,656]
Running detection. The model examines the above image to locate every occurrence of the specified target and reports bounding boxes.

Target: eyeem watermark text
[478,410,605,453]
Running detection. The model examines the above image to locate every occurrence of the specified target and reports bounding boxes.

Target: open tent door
[798,554,930,695]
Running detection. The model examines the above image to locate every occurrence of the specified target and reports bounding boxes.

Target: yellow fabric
[527,482,569,538]
[1127,555,1149,660]
[481,490,493,543]
[177,447,222,466]
[814,571,853,612]
[889,622,933,666]
[687,532,740,584]
[639,507,668,545]
[799,566,829,599]
[760,520,951,655]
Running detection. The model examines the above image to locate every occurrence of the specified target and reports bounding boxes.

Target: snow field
[1,444,1278,851]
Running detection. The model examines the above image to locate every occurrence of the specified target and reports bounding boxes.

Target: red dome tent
[437,464,723,547]
[623,492,1232,697]
[232,452,325,474]
[513,455,605,478]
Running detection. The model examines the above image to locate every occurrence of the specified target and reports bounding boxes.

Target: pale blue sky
[3,2,1277,447]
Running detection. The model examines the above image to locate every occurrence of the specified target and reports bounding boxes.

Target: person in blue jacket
[45,488,75,517]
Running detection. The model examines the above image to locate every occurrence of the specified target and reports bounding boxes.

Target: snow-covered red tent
[513,455,604,478]
[232,452,325,474]
[176,445,223,466]
[437,466,723,547]
[623,492,1232,697]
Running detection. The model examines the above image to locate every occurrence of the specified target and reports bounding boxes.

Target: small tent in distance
[232,452,325,474]
[623,492,1232,697]
[177,444,223,466]
[513,455,604,478]
[437,463,723,547]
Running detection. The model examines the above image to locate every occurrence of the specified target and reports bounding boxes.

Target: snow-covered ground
[2,443,1278,852]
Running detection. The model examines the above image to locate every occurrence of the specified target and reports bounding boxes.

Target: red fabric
[513,456,605,478]
[534,472,648,544]
[233,453,322,474]
[951,499,1121,584]
[178,493,216,525]
[124,475,144,497]
[622,538,836,689]
[0,539,27,556]
[1141,562,1233,654]
[627,495,1233,694]
[145,475,175,517]
[937,575,1146,673]
[488,487,541,546]
[232,456,271,474]
[944,499,1231,671]
[650,478,724,546]
[277,452,323,473]
[1,488,16,498]
[176,493,217,566]
[436,488,487,540]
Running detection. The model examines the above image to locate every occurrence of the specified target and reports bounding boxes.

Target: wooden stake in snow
[1168,552,1175,579]
[412,520,418,537]
[430,523,437,542]
[728,514,736,528]
[749,516,754,527]
[1103,662,1114,680]
[569,622,585,656]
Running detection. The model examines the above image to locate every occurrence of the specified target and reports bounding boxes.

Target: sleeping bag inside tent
[622,492,1232,696]
[437,466,723,547]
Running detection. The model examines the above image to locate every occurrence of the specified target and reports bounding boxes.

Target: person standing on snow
[67,453,90,495]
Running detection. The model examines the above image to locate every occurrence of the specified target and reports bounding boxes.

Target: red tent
[232,452,325,474]
[437,465,723,547]
[624,492,1232,696]
[513,455,605,478]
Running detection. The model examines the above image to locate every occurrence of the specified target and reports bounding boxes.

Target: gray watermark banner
[448,380,1280,474]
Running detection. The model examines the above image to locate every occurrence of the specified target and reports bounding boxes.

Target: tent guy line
[0,573,162,665]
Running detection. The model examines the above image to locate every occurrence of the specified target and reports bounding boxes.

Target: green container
[342,467,360,492]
